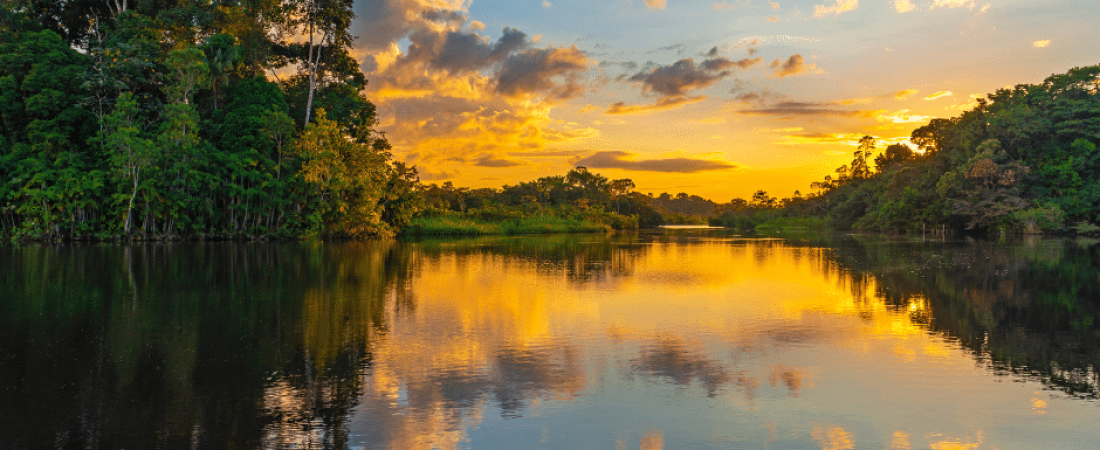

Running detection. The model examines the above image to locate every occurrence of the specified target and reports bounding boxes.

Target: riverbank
[399,214,612,236]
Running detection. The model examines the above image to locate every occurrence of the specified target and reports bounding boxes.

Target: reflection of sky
[351,0,1100,200]
[345,238,1099,449]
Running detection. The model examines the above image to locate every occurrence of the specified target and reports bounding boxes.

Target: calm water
[1,231,1098,449]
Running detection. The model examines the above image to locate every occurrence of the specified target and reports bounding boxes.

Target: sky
[348,0,1099,201]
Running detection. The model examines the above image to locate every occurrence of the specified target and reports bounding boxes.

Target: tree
[610,178,635,214]
[874,144,915,171]
[201,33,241,110]
[99,92,154,233]
[286,0,355,125]
[292,108,389,236]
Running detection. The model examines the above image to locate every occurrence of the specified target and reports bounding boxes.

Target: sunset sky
[350,0,1098,201]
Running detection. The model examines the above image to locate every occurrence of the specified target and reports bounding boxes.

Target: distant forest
[1,2,1097,240]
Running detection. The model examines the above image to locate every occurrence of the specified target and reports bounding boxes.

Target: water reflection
[0,232,1098,449]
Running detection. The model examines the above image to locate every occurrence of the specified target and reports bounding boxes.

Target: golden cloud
[1033,40,1051,48]
[877,110,933,124]
[894,0,915,13]
[894,89,918,100]
[923,91,953,100]
[813,0,859,18]
[644,0,667,9]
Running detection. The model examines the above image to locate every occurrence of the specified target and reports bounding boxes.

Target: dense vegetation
[406,167,662,235]
[1,2,419,240]
[713,65,1100,236]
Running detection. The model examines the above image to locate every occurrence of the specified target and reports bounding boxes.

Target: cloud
[1033,40,1051,48]
[932,0,976,8]
[768,16,779,21]
[606,95,706,114]
[813,0,858,17]
[738,101,882,117]
[770,1,780,9]
[644,0,667,9]
[776,132,869,146]
[610,56,760,114]
[713,0,750,10]
[542,0,551,7]
[404,27,530,74]
[629,57,757,97]
[894,0,915,13]
[924,91,953,100]
[495,46,589,100]
[877,110,933,123]
[770,54,822,78]
[894,89,918,99]
[574,151,736,173]
[472,154,525,167]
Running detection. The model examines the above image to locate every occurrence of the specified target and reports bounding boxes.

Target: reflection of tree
[413,233,648,284]
[0,242,415,448]
[787,233,1100,399]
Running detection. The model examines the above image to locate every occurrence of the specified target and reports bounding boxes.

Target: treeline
[713,64,1100,235]
[407,167,664,235]
[0,2,419,240]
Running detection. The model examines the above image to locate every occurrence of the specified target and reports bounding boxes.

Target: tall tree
[99,92,154,232]
[287,0,355,125]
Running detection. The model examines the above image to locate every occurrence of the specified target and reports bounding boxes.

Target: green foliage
[780,64,1100,236]
[0,6,416,241]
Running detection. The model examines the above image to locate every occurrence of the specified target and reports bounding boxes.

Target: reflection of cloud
[812,425,856,450]
[631,337,731,396]
[641,430,665,450]
[770,54,823,78]
[813,0,859,17]
[768,365,810,396]
[493,345,585,415]
[573,151,736,173]
[892,431,912,449]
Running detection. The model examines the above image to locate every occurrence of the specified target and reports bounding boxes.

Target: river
[1,230,1098,449]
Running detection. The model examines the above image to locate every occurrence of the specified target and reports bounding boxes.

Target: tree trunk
[125,170,139,233]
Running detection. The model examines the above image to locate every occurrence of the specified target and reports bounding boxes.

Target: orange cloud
[770,54,824,78]
[1033,40,1051,48]
[813,0,859,17]
[606,95,706,114]
[644,0,667,9]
